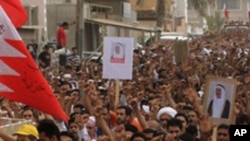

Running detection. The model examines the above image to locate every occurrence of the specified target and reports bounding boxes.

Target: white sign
[103,37,134,80]
[123,2,131,18]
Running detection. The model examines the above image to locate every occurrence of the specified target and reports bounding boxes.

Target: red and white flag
[0,0,27,28]
[0,2,68,121]
[223,3,229,20]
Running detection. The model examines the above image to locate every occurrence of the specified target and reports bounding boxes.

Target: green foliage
[205,11,225,33]
[189,0,207,17]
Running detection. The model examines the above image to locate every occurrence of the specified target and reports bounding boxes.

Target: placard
[103,37,133,80]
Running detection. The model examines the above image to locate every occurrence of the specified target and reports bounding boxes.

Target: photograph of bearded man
[207,84,231,119]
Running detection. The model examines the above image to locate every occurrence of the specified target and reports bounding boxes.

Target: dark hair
[22,106,35,115]
[186,125,198,136]
[60,131,75,141]
[180,133,194,141]
[117,106,132,116]
[130,132,147,141]
[188,109,199,117]
[175,113,189,124]
[142,128,157,134]
[72,47,77,51]
[37,119,60,141]
[167,119,183,130]
[125,124,138,133]
[217,124,229,131]
[73,104,84,110]
[60,81,72,88]
[62,22,69,27]
[68,118,75,126]
[236,114,250,125]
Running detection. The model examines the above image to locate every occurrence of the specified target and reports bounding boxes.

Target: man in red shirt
[57,21,69,49]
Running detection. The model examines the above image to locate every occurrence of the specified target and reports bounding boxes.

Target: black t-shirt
[38,51,51,68]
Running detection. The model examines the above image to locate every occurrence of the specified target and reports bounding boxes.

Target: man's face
[22,110,34,121]
[159,114,171,127]
[60,84,71,95]
[167,126,182,141]
[115,46,120,54]
[69,122,79,134]
[72,49,77,54]
[217,128,230,141]
[187,111,198,125]
[216,88,222,99]
[73,107,81,114]
[175,116,187,132]
[101,108,110,122]
[116,109,128,124]
[144,132,154,141]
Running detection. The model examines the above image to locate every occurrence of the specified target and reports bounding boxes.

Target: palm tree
[188,0,216,17]
[188,0,207,17]
[205,11,225,33]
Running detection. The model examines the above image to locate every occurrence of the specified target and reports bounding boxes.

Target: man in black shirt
[38,45,51,69]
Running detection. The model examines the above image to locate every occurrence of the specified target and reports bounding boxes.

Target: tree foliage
[205,11,225,33]
[189,0,207,17]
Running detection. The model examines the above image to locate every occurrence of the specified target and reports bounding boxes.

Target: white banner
[103,37,134,80]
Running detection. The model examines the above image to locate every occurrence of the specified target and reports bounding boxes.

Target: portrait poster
[203,76,237,125]
[173,40,189,64]
[103,37,134,80]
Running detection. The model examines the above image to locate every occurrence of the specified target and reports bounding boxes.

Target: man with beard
[116,106,142,131]
[216,124,230,141]
[207,84,230,119]
[156,107,177,131]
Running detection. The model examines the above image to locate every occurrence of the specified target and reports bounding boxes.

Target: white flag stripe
[0,38,26,57]
[0,5,26,93]
[0,83,13,92]
[0,6,26,58]
[0,60,20,76]
[0,6,22,40]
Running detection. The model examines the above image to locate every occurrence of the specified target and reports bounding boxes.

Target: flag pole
[115,79,120,109]
[211,126,217,141]
[184,0,188,34]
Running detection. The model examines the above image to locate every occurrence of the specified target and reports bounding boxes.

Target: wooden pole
[75,0,85,59]
[115,79,120,108]
[211,126,217,141]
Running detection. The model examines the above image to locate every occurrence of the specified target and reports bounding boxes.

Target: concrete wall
[47,4,76,48]
[20,0,47,52]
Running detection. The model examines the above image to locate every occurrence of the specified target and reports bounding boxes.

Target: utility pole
[172,0,177,32]
[75,0,85,59]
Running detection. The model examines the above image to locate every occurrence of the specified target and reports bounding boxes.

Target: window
[24,5,39,26]
[217,0,241,10]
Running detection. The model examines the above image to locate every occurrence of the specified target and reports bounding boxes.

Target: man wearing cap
[156,107,177,131]
[0,124,39,141]
[207,84,231,118]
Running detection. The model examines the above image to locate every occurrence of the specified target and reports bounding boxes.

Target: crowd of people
[1,22,250,141]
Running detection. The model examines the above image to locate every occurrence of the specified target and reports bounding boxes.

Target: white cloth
[212,85,226,118]
[56,121,67,132]
[157,107,177,120]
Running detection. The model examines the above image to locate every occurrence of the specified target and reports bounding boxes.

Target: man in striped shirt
[67,47,81,71]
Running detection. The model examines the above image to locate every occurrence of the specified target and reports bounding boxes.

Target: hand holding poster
[103,37,133,80]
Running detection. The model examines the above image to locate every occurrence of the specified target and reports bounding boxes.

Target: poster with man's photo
[203,76,237,125]
[103,37,133,80]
